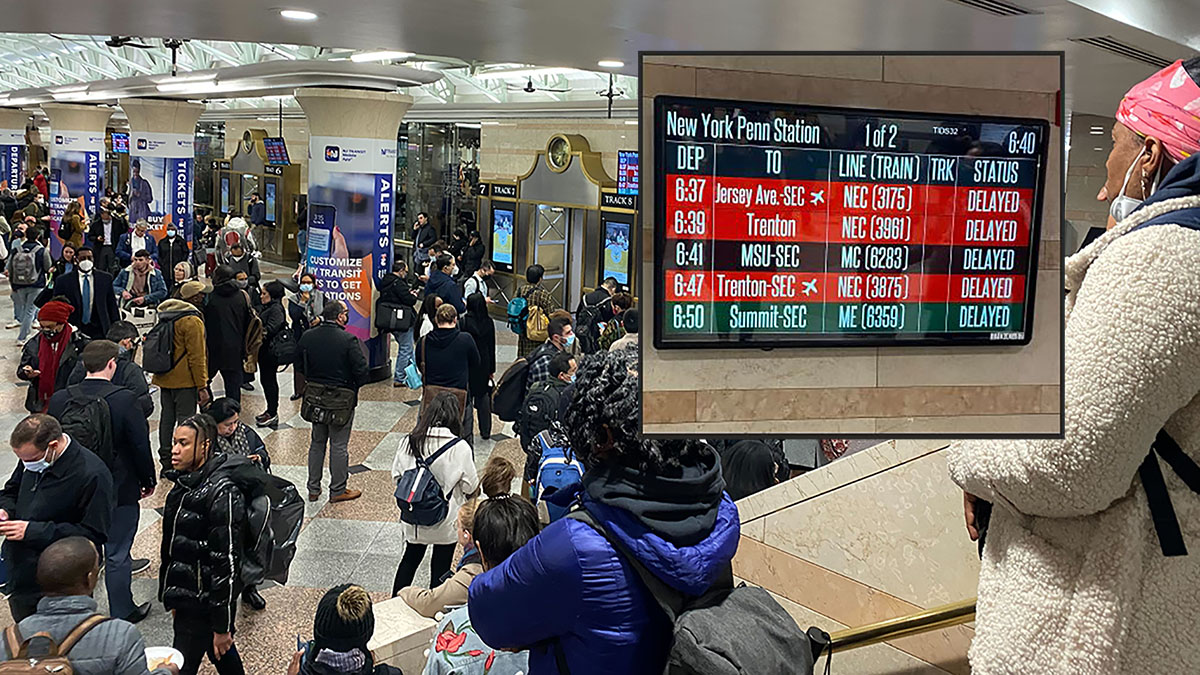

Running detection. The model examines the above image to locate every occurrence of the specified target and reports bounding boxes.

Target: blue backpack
[506,296,528,335]
[533,430,583,522]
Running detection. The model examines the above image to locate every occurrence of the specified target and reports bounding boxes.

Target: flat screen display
[111,132,129,154]
[265,181,277,223]
[492,206,514,271]
[654,95,1049,349]
[603,219,630,285]
[220,176,230,214]
[618,150,639,195]
[263,137,290,165]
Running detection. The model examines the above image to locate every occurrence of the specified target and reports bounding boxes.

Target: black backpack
[143,308,199,374]
[575,294,612,355]
[57,384,116,470]
[492,358,530,422]
[519,380,562,450]
[563,509,822,675]
[270,323,298,365]
[393,438,459,526]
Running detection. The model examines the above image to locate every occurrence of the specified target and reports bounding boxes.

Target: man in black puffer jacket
[159,413,248,675]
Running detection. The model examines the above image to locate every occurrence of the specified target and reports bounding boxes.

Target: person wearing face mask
[158,223,190,294]
[159,414,248,675]
[948,57,1200,674]
[67,320,154,420]
[113,250,167,310]
[115,220,158,269]
[0,414,114,622]
[518,351,576,489]
[48,247,120,340]
[524,316,575,397]
[461,260,495,312]
[17,301,87,414]
[21,191,48,224]
[288,272,325,400]
[225,243,260,292]
[204,265,252,404]
[424,253,465,314]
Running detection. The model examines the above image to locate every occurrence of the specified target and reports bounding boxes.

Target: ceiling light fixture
[279,8,318,21]
[597,60,624,69]
[623,120,638,125]
[350,50,414,63]
[51,84,88,94]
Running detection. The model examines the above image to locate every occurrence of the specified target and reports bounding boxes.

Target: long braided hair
[562,348,709,473]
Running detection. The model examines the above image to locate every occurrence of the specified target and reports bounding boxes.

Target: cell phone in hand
[296,635,304,652]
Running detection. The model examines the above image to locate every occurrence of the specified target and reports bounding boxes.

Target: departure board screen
[653,96,1049,349]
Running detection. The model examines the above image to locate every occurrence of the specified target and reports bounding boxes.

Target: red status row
[664,270,1026,304]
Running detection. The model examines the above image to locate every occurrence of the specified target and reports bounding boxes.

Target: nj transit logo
[324,145,340,162]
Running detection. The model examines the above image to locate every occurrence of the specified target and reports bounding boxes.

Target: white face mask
[78,259,94,273]
[1110,147,1158,224]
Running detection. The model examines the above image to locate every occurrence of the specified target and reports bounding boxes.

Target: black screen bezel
[651,94,1051,350]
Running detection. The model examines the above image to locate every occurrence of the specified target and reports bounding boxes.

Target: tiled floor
[0,263,524,673]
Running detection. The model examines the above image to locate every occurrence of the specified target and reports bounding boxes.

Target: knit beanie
[313,584,375,652]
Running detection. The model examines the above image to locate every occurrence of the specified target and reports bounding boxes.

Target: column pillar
[295,87,412,379]
[41,104,112,256]
[120,99,205,241]
[0,108,30,191]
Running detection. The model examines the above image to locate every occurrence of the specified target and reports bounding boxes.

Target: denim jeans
[12,286,40,341]
[393,330,414,384]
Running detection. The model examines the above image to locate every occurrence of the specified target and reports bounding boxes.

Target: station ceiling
[0,0,1194,119]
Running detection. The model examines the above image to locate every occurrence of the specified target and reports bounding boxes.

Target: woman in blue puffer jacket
[468,348,740,674]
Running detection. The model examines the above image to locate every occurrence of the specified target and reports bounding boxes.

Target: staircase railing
[826,597,976,654]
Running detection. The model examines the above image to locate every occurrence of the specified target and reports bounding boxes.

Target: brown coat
[151,299,208,390]
[398,561,483,618]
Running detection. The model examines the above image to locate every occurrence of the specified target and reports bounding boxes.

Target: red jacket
[33,173,48,199]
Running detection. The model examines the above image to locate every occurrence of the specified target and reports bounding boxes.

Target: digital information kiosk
[654,95,1049,349]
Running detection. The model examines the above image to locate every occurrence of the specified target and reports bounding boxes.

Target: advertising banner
[49,129,105,257]
[305,135,397,368]
[0,128,24,191]
[129,131,195,241]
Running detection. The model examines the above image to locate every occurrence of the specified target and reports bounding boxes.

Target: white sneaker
[4,322,18,329]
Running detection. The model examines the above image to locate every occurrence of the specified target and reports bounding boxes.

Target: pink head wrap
[1116,59,1200,162]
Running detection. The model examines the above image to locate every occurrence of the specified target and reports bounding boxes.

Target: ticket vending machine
[212,129,304,265]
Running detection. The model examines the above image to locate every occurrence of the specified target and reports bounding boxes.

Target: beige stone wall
[735,440,975,674]
[1066,112,1113,234]
[641,54,1063,435]
[223,118,311,192]
[480,118,636,181]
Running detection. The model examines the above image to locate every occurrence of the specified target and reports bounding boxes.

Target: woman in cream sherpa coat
[949,58,1200,674]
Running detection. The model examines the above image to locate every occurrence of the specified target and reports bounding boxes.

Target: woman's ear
[1144,136,1168,187]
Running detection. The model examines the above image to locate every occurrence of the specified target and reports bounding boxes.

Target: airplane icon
[801,279,818,296]
[811,190,825,205]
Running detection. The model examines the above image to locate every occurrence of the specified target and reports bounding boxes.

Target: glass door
[534,204,569,308]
